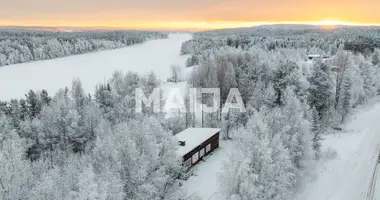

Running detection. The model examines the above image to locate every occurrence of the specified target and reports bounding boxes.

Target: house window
[206,144,211,153]
[192,152,199,164]
[199,148,205,158]
[184,158,191,168]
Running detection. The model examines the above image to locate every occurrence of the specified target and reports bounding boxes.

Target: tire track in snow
[367,151,380,200]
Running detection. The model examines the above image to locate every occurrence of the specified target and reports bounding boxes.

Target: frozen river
[0,33,192,100]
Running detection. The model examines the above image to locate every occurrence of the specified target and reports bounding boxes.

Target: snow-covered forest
[1,26,380,200]
[0,72,195,200]
[181,26,380,67]
[0,30,167,66]
[180,26,380,199]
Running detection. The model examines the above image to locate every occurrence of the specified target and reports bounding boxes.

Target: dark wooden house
[176,128,220,168]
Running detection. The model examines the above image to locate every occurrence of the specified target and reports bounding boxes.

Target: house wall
[182,132,220,168]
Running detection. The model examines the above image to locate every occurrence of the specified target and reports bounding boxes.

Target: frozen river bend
[0,33,192,100]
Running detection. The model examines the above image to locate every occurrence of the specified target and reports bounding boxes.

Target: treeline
[0,71,197,200]
[0,30,168,66]
[182,27,380,200]
[181,26,380,67]
[344,36,380,55]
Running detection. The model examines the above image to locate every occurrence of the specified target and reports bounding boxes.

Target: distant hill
[197,24,380,35]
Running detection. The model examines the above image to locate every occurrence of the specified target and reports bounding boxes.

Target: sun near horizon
[1,0,380,31]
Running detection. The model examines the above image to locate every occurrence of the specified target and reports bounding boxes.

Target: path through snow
[182,141,233,200]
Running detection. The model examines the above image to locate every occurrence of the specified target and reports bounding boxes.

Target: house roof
[308,54,321,58]
[175,128,220,157]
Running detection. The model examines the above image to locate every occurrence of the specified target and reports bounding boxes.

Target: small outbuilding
[308,54,330,61]
[176,128,220,168]
[308,54,321,60]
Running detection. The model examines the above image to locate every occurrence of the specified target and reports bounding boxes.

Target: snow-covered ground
[0,33,192,100]
[296,102,380,200]
[372,162,380,200]
[182,141,233,200]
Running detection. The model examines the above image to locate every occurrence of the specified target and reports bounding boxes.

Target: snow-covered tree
[338,70,353,122]
[25,90,42,118]
[372,48,380,66]
[308,59,334,130]
[331,50,353,108]
[281,88,314,170]
[71,78,86,112]
[311,108,322,158]
[169,65,184,83]
[220,113,294,200]
[356,55,377,103]
[273,61,301,105]
[0,114,33,200]
[77,166,99,200]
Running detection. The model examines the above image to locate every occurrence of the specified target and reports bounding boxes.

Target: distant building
[308,54,330,60]
[176,128,220,168]
[308,54,321,60]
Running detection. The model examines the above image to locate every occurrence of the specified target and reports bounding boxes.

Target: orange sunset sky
[0,0,379,30]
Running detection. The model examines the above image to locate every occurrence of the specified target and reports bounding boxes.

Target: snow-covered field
[0,33,192,100]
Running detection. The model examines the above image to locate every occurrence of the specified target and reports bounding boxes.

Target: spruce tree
[40,90,51,106]
[372,48,380,66]
[25,90,42,118]
[308,59,334,120]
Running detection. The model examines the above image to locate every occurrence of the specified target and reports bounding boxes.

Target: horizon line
[1,20,380,31]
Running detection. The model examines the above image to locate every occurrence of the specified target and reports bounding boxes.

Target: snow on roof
[175,128,220,157]
[308,54,321,57]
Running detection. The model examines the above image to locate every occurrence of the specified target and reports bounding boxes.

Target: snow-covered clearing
[296,102,380,200]
[182,141,233,200]
[0,33,192,100]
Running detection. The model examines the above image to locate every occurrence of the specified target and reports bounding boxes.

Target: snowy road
[370,156,380,200]
[296,102,380,200]
[0,33,192,100]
